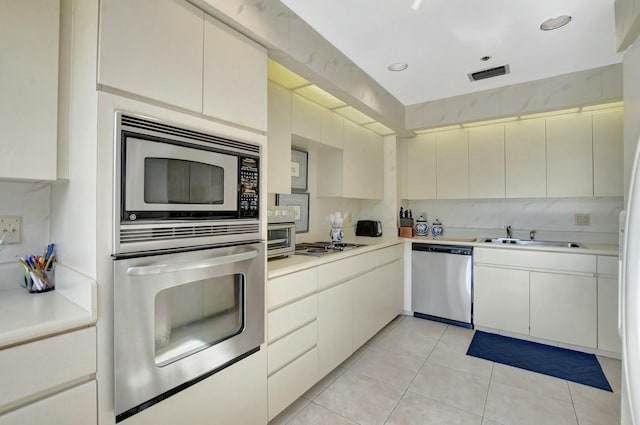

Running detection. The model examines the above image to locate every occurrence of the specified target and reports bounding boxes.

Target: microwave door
[124,137,238,213]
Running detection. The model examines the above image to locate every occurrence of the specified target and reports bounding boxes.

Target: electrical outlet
[575,213,591,226]
[0,216,21,244]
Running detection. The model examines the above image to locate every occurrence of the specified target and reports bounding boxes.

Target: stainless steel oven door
[113,242,265,421]
[124,136,238,213]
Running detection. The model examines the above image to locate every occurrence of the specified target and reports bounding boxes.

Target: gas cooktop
[295,241,367,256]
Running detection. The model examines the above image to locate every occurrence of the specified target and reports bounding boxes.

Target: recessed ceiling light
[540,15,572,31]
[388,62,408,72]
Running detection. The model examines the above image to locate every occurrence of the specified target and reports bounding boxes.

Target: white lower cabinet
[268,347,318,421]
[0,326,97,424]
[597,255,622,353]
[530,272,597,348]
[0,381,96,425]
[318,282,353,378]
[353,258,404,349]
[474,248,618,352]
[474,266,529,335]
[266,243,403,419]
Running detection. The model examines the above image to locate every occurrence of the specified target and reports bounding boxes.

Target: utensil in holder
[23,264,55,293]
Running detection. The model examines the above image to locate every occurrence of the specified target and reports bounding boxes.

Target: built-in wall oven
[112,112,265,422]
[113,111,260,255]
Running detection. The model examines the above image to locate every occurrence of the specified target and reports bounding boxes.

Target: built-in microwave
[114,111,261,254]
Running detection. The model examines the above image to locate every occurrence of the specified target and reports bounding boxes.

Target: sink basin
[479,238,582,248]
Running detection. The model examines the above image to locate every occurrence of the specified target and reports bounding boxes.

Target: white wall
[0,182,51,289]
[409,197,623,244]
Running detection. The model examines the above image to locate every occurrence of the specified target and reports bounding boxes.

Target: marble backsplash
[407,197,624,245]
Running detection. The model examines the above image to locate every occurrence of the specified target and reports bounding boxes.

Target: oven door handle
[126,250,258,276]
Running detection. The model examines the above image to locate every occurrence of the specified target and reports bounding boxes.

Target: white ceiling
[280,0,624,106]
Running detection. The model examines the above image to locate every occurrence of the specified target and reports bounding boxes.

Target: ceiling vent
[468,64,510,82]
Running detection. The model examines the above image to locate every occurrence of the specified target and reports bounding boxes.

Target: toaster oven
[267,207,296,259]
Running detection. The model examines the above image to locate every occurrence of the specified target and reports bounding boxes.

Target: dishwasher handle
[412,243,473,256]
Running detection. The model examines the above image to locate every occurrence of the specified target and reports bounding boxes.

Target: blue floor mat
[466,331,612,392]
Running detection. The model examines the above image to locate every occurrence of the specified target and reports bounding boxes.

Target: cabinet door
[0,0,59,180]
[380,259,404,327]
[593,110,623,197]
[321,109,344,149]
[468,125,505,198]
[267,82,292,194]
[352,270,384,350]
[598,277,622,353]
[343,121,383,199]
[203,15,267,130]
[98,0,204,112]
[546,114,593,197]
[474,266,529,334]
[291,94,322,141]
[436,129,469,199]
[530,272,597,348]
[505,119,546,198]
[318,282,353,378]
[406,134,437,199]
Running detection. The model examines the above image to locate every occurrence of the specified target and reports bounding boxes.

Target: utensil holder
[24,265,55,294]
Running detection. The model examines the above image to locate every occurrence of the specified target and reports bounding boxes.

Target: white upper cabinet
[317,120,383,199]
[98,0,204,112]
[267,82,292,194]
[291,94,322,141]
[436,129,469,199]
[405,134,437,199]
[505,119,547,198]
[320,109,344,149]
[342,121,384,199]
[468,125,505,198]
[203,15,267,131]
[593,110,623,197]
[546,114,593,197]
[0,0,59,181]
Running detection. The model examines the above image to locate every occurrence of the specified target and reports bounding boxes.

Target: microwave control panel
[239,157,259,217]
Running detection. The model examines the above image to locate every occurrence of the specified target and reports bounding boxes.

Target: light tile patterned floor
[269,315,622,425]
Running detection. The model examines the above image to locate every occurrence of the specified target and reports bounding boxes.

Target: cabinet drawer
[0,327,96,409]
[474,248,596,274]
[268,295,317,343]
[268,320,317,375]
[268,268,317,310]
[371,245,403,266]
[597,255,618,277]
[0,381,96,425]
[268,347,318,421]
[318,253,372,289]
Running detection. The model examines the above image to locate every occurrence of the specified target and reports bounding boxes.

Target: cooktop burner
[295,241,367,256]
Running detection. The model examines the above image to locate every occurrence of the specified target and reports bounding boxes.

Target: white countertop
[406,235,618,256]
[267,234,618,279]
[0,288,95,349]
[267,236,403,278]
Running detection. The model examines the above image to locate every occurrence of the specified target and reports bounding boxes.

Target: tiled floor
[269,315,622,425]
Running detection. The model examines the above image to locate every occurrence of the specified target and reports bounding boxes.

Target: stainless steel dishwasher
[411,243,473,328]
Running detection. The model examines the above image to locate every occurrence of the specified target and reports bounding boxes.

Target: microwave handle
[127,250,258,276]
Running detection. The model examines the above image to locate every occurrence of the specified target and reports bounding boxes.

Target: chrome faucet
[530,230,536,241]
[505,225,512,239]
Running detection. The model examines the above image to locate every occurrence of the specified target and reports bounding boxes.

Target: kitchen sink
[295,241,368,256]
[478,238,582,248]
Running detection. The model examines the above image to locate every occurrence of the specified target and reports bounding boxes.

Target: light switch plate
[0,216,21,244]
[575,213,591,226]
